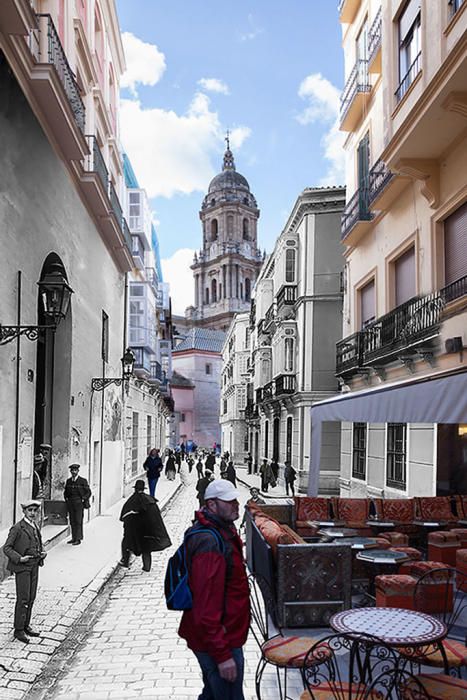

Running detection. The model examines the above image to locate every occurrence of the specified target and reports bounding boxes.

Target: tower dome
[203,138,257,208]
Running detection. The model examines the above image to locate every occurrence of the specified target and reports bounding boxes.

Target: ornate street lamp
[0,263,73,345]
[91,348,135,391]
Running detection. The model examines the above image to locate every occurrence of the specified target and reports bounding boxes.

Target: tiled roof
[170,371,195,388]
[172,327,226,353]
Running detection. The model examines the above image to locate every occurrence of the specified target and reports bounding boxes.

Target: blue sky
[116,0,345,313]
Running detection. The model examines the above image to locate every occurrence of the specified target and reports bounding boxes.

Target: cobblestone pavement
[24,477,304,700]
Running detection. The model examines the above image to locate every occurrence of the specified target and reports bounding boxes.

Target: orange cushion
[300,683,372,700]
[400,639,467,668]
[375,574,417,594]
[262,636,329,668]
[255,519,285,553]
[428,531,459,544]
[416,496,454,522]
[404,673,467,699]
[280,523,306,544]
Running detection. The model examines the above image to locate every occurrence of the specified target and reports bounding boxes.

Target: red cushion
[333,498,369,525]
[416,496,454,522]
[375,574,417,593]
[295,497,329,522]
[381,498,415,523]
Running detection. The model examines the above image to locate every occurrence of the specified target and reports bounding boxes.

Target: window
[130,284,144,296]
[245,327,250,349]
[238,387,247,410]
[357,133,370,216]
[131,412,139,475]
[205,363,212,375]
[205,287,210,304]
[223,399,227,414]
[352,423,367,480]
[101,311,109,362]
[245,278,251,302]
[360,279,375,329]
[243,219,249,240]
[286,416,293,463]
[397,0,421,102]
[386,423,407,490]
[147,415,152,453]
[285,248,296,283]
[356,19,369,87]
[211,219,218,241]
[227,215,234,235]
[181,413,186,422]
[449,0,464,17]
[444,201,467,287]
[394,246,415,306]
[129,192,141,230]
[211,279,217,303]
[284,337,294,372]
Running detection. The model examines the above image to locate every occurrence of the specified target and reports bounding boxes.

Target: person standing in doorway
[143,448,163,497]
[64,464,92,545]
[284,461,297,496]
[246,453,253,475]
[3,500,47,643]
[259,459,274,492]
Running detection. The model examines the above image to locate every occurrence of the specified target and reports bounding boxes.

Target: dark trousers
[67,499,84,542]
[285,481,295,496]
[14,567,39,631]
[194,647,245,700]
[147,476,159,497]
[121,538,152,571]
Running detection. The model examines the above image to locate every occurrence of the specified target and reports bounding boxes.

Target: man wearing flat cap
[119,480,171,571]
[64,464,92,545]
[3,500,47,643]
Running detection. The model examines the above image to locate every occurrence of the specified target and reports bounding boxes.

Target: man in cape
[119,480,171,572]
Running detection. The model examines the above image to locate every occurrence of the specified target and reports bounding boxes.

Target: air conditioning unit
[445,336,463,353]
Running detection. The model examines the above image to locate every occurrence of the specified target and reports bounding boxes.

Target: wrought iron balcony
[396,52,422,103]
[363,291,443,365]
[368,7,382,72]
[341,188,373,243]
[108,181,123,231]
[245,400,259,420]
[340,59,371,130]
[84,135,108,192]
[150,360,163,382]
[369,159,393,204]
[274,374,296,396]
[264,304,275,328]
[336,332,364,376]
[263,381,274,400]
[441,273,467,304]
[276,284,297,313]
[36,14,85,133]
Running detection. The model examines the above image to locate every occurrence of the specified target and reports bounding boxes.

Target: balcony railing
[341,188,373,240]
[245,400,259,420]
[131,234,145,262]
[108,182,123,231]
[336,332,364,376]
[396,52,421,102]
[340,59,371,122]
[84,135,108,192]
[368,7,382,64]
[363,291,443,364]
[36,14,85,133]
[265,304,275,326]
[369,159,394,205]
[122,218,132,253]
[277,284,297,309]
[274,374,296,395]
[441,273,467,304]
[263,381,274,400]
[150,361,163,381]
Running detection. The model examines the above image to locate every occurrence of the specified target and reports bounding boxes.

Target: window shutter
[395,247,415,306]
[399,0,421,42]
[445,202,467,285]
[360,279,375,328]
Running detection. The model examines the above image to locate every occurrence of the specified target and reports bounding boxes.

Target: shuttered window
[360,279,375,328]
[395,247,415,306]
[445,201,467,285]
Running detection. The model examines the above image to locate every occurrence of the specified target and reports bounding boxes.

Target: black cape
[120,492,171,555]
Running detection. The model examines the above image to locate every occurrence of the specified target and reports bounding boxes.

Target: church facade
[187,141,264,331]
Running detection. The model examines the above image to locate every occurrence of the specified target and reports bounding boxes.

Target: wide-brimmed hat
[134,479,146,490]
[21,499,41,509]
[204,480,240,502]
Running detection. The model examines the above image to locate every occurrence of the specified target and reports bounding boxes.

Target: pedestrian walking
[187,456,194,473]
[246,453,253,475]
[284,461,297,496]
[178,480,250,699]
[143,448,163,497]
[165,451,177,481]
[3,499,47,643]
[205,451,216,473]
[175,450,182,473]
[119,480,171,571]
[195,457,204,478]
[220,457,228,480]
[64,464,91,545]
[226,461,237,487]
[179,459,190,486]
[259,459,275,492]
[270,458,279,483]
[196,469,214,507]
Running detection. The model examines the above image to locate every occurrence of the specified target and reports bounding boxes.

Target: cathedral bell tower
[188,136,263,331]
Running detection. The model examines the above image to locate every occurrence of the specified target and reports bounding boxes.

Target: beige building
[310,0,467,498]
[220,313,250,461]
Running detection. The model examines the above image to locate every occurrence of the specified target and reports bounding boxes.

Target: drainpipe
[13,271,22,523]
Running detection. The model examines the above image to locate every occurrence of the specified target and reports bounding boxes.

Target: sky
[116,0,345,315]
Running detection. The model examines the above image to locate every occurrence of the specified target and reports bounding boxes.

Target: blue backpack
[164,525,225,611]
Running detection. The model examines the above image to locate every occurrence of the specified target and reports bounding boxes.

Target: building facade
[246,187,346,493]
[319,0,467,499]
[187,140,264,331]
[220,313,250,461]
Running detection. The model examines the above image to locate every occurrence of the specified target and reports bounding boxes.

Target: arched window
[245,278,251,302]
[205,287,210,304]
[211,279,217,303]
[243,218,249,240]
[285,337,294,372]
[227,215,234,235]
[211,219,218,241]
[285,248,296,282]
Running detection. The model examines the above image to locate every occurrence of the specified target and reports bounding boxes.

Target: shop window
[352,423,367,480]
[386,423,407,490]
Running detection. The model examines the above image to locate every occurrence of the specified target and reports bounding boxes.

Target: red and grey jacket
[178,509,250,663]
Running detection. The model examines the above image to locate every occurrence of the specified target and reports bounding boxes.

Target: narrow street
[23,474,304,700]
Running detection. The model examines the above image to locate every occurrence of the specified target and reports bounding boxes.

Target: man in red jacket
[178,479,250,699]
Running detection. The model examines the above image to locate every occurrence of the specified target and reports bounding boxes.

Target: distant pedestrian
[205,451,216,473]
[119,480,171,572]
[180,442,186,456]
[187,456,194,473]
[175,451,182,473]
[165,452,177,481]
[284,461,297,496]
[246,453,253,475]
[3,499,47,643]
[179,459,190,486]
[143,448,163,497]
[196,469,214,507]
[259,459,275,492]
[220,457,228,479]
[226,461,237,487]
[64,464,91,545]
[195,458,204,478]
[270,458,279,483]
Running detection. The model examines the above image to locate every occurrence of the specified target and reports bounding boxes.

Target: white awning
[308,369,467,495]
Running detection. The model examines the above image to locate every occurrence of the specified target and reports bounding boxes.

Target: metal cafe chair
[248,572,327,700]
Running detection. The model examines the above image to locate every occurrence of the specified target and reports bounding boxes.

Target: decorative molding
[441,91,467,119]
[394,158,439,208]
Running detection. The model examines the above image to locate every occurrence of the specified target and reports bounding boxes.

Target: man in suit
[3,499,47,643]
[64,464,92,545]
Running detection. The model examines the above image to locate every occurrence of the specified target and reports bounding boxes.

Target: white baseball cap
[204,480,240,502]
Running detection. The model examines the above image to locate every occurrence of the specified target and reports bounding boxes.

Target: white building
[220,313,250,461]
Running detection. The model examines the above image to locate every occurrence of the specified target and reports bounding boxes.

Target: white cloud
[198,78,230,95]
[161,248,195,315]
[120,91,252,199]
[239,14,264,41]
[296,72,345,185]
[120,32,166,96]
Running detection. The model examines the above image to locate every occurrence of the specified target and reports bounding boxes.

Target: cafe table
[356,549,409,600]
[339,537,379,550]
[330,606,449,672]
[318,527,359,539]
[365,520,395,535]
